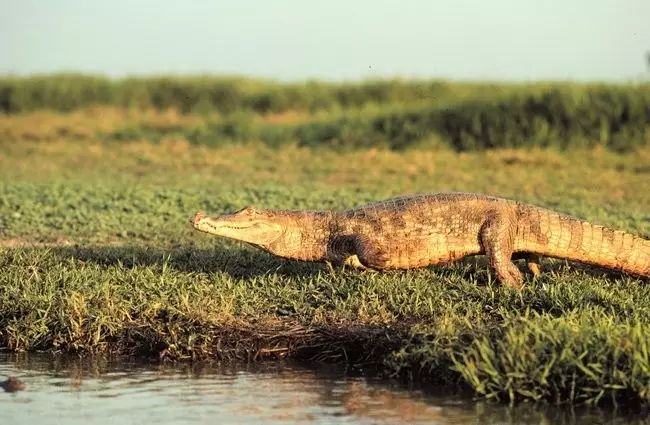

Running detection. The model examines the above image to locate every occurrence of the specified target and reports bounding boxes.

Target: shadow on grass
[42,243,639,283]
[48,244,327,279]
[434,254,635,285]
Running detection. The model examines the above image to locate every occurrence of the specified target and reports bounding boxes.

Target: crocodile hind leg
[524,254,542,277]
[513,253,542,277]
[480,213,524,290]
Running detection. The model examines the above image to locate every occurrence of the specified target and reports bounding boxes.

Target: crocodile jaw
[191,211,283,246]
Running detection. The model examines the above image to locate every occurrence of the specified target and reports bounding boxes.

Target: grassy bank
[1,75,649,151]
[1,128,649,405]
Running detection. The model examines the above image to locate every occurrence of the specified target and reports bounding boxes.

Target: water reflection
[0,353,647,425]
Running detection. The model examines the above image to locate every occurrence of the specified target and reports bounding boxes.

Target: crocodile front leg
[327,234,384,269]
[343,255,368,269]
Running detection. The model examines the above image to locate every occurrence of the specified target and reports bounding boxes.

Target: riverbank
[1,138,649,406]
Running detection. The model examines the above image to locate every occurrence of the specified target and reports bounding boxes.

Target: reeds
[2,75,648,151]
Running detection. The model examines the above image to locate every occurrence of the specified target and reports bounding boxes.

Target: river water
[0,353,646,425]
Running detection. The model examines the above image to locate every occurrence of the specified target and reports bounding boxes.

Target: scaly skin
[192,193,650,289]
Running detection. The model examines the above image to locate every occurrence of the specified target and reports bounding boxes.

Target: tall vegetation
[1,74,649,151]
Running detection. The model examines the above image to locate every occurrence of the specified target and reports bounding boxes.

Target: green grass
[1,245,648,406]
[1,125,649,405]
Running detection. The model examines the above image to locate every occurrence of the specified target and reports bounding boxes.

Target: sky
[1,0,649,82]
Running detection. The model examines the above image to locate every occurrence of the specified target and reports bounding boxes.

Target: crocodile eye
[236,205,257,215]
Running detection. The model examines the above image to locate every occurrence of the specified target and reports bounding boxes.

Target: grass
[0,109,649,406]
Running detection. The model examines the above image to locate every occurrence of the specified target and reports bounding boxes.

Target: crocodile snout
[191,211,207,227]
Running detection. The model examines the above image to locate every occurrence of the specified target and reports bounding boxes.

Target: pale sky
[1,0,649,81]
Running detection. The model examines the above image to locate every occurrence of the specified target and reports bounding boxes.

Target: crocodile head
[191,206,285,247]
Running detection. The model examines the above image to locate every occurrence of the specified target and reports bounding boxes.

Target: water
[0,353,647,425]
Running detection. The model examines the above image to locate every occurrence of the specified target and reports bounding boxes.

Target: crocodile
[191,193,650,289]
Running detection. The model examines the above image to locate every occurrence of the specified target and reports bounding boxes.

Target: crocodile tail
[515,206,650,278]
